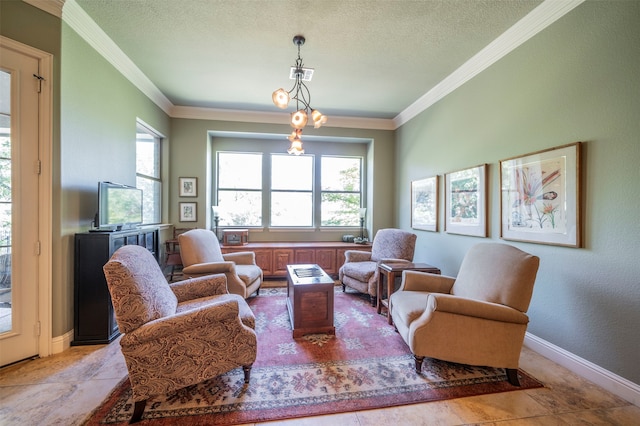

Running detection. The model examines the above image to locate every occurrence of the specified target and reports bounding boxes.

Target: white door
[0,42,41,366]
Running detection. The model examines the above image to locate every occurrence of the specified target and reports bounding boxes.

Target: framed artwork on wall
[500,142,582,247]
[179,202,197,222]
[445,164,487,237]
[411,176,439,232]
[179,177,197,197]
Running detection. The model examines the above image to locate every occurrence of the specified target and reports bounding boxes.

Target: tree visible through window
[136,122,162,224]
[216,150,363,228]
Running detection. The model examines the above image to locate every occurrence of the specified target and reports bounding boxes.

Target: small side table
[377,262,441,324]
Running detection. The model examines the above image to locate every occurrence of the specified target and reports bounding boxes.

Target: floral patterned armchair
[103,245,257,423]
[339,228,417,305]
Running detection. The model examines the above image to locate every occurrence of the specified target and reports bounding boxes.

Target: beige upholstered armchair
[389,243,539,386]
[339,228,417,305]
[103,245,257,423]
[178,229,262,298]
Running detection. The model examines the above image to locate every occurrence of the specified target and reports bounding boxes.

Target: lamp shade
[359,208,367,218]
[311,109,328,128]
[272,88,290,109]
[290,109,308,129]
[287,139,304,155]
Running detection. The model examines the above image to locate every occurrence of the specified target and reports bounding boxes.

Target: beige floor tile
[356,401,467,425]
[258,411,360,425]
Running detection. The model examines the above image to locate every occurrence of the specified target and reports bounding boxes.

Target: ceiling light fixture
[272,35,327,155]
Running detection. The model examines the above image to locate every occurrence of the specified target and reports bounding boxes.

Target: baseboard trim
[524,332,640,407]
[51,329,73,355]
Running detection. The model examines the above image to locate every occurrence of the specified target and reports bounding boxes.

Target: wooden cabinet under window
[73,227,159,345]
[221,242,371,278]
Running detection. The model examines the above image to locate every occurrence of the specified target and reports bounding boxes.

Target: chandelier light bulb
[311,109,328,128]
[287,139,304,155]
[290,109,308,129]
[272,88,290,109]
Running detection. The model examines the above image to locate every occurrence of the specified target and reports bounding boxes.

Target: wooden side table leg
[376,269,384,315]
[387,271,396,324]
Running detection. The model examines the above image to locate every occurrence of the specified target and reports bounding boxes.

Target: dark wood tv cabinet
[73,227,159,345]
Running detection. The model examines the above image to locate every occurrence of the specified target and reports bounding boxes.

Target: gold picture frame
[500,142,582,247]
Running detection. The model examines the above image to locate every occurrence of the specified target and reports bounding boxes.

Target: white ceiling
[66,0,581,127]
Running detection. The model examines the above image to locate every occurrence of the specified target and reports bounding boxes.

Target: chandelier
[272,35,327,155]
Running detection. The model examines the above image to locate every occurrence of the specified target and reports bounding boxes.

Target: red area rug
[85,287,542,425]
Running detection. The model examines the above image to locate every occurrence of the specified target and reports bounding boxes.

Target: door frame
[1,36,53,359]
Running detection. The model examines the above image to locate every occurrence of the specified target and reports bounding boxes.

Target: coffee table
[377,262,441,324]
[286,264,335,338]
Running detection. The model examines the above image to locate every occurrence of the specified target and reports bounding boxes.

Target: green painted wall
[60,24,170,336]
[169,118,395,241]
[395,1,640,384]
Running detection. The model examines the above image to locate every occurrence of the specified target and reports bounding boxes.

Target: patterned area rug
[85,287,542,425]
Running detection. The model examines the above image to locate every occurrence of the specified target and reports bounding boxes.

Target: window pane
[271,154,312,190]
[218,190,262,226]
[136,133,159,178]
[321,193,361,226]
[271,192,312,226]
[136,177,161,224]
[322,157,360,191]
[136,123,162,225]
[219,153,262,189]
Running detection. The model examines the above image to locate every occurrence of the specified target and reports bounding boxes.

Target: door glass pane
[0,70,12,333]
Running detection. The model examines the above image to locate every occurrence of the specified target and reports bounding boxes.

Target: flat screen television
[96,182,143,230]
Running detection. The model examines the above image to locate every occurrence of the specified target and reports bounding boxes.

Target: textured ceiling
[74,0,542,120]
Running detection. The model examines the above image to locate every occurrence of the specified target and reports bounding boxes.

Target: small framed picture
[445,164,488,237]
[179,202,197,222]
[179,177,197,197]
[500,142,582,247]
[411,176,439,232]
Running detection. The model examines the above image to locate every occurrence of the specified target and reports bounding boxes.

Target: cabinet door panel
[316,249,336,274]
[294,249,315,264]
[273,249,294,276]
[253,249,272,275]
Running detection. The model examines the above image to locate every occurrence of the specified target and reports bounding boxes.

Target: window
[321,156,362,226]
[216,145,364,229]
[271,154,313,227]
[136,122,162,224]
[217,152,262,226]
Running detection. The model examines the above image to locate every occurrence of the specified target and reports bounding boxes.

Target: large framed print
[411,176,439,232]
[500,142,581,247]
[445,164,487,237]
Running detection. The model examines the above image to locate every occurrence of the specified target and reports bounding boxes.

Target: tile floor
[1,342,639,425]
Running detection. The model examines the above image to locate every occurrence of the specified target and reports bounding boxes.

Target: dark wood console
[73,227,159,345]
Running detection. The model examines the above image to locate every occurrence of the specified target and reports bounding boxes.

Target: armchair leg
[506,368,520,386]
[243,365,252,384]
[414,355,424,374]
[129,399,146,424]
[370,295,376,307]
[342,283,346,292]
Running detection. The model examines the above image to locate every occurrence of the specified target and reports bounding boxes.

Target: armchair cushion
[452,243,539,312]
[340,260,377,282]
[179,229,224,265]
